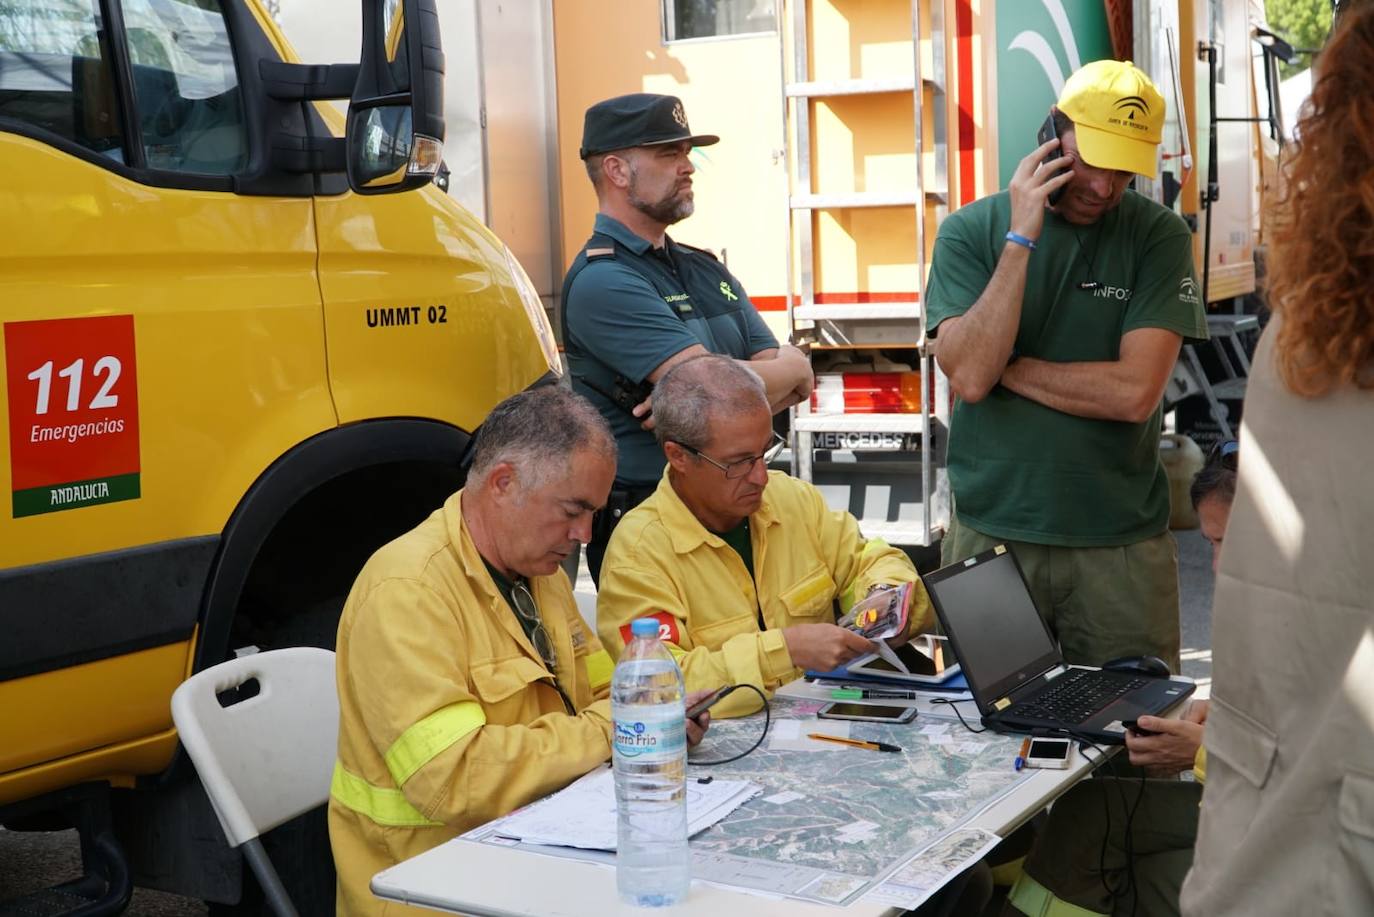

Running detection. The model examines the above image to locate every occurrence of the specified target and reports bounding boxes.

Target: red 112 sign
[5,315,141,517]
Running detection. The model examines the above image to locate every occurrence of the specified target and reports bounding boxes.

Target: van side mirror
[347,0,445,194]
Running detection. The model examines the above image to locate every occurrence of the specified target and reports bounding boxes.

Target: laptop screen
[923,547,1063,707]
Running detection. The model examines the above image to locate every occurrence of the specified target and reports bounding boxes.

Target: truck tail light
[809,372,934,414]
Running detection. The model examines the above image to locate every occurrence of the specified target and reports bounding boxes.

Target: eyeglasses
[510,580,558,675]
[1207,439,1239,470]
[676,432,786,480]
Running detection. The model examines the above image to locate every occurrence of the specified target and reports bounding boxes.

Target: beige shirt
[1181,319,1374,915]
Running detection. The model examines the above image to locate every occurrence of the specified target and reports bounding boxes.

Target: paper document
[864,828,1002,910]
[487,765,759,851]
[767,719,851,752]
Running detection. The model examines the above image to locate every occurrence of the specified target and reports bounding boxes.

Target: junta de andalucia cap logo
[1058,59,1166,178]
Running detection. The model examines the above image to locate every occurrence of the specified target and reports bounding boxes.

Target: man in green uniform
[561,93,814,584]
[924,60,1207,669]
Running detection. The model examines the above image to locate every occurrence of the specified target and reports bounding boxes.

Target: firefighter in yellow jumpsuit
[329,387,709,915]
[598,355,934,719]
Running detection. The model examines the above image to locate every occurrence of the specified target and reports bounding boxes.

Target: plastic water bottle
[611,617,690,906]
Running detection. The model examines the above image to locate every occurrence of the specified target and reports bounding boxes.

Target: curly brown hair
[1265,4,1374,397]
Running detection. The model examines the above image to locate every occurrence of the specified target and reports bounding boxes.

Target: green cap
[579,93,720,160]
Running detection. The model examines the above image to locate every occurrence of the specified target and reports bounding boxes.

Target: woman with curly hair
[1181,6,1374,915]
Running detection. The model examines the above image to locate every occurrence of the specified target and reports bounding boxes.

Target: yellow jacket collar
[444,491,549,669]
[445,490,501,603]
[652,467,781,555]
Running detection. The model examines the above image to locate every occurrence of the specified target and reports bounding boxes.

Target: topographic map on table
[678,697,1028,905]
[466,696,1030,907]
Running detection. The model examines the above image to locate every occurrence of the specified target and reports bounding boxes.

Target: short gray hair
[469,385,614,488]
[653,355,768,450]
[584,153,605,190]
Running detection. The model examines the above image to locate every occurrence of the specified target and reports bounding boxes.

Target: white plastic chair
[171,647,339,917]
[573,589,599,632]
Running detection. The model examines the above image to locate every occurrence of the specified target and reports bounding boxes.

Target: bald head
[653,355,769,450]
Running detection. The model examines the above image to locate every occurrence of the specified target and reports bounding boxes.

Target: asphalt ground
[0,526,1217,914]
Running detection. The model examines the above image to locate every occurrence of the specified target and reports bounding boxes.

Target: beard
[628,167,694,225]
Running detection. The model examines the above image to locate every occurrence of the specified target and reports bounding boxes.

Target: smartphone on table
[1036,113,1070,206]
[1023,737,1073,769]
[816,702,919,725]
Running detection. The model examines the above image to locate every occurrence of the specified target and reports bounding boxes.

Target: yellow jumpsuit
[328,490,615,915]
[597,470,931,718]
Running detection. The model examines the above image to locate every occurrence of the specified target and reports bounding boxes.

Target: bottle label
[612,706,686,763]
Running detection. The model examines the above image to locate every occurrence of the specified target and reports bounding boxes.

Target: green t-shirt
[481,558,539,644]
[924,190,1208,547]
[713,518,755,579]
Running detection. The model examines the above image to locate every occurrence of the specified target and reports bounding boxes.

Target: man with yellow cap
[924,60,1207,671]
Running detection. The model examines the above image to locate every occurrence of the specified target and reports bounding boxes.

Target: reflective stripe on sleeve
[1006,872,1108,917]
[585,649,614,693]
[330,763,443,828]
[383,700,486,787]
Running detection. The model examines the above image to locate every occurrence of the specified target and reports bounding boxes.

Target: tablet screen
[860,642,943,676]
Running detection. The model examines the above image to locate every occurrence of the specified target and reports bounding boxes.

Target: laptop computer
[923,544,1195,745]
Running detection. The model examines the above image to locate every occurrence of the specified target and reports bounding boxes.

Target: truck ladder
[780,0,952,546]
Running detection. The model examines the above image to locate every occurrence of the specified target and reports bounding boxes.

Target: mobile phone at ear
[1036,114,1069,207]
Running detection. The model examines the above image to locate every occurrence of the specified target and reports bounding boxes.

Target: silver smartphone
[1024,737,1073,769]
[817,702,919,724]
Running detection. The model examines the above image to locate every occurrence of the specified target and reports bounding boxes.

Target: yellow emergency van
[0,0,557,910]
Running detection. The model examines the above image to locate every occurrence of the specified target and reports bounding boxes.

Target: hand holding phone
[1123,718,1158,737]
[1007,109,1074,241]
[1036,114,1071,207]
[686,685,741,720]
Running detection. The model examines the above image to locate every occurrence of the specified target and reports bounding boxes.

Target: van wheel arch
[194,418,471,672]
[174,419,470,913]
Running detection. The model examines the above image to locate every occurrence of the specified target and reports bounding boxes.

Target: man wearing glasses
[328,387,712,916]
[596,356,933,719]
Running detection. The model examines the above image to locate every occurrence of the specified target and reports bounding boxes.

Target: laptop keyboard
[1007,670,1149,725]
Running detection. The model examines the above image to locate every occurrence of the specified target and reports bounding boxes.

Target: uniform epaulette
[585,246,615,260]
[674,242,719,261]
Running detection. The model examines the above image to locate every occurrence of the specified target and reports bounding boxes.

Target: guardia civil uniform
[562,92,780,585]
[596,470,932,719]
[328,490,616,915]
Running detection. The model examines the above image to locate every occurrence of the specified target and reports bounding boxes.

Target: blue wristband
[1005,231,1037,251]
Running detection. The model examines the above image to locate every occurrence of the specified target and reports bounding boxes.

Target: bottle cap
[630,618,661,638]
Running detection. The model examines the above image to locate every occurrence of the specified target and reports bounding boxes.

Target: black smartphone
[1123,718,1158,737]
[686,685,741,720]
[1036,114,1069,207]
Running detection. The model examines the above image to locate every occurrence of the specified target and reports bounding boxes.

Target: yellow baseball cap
[1057,59,1165,178]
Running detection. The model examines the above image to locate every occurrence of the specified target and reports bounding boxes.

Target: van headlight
[502,244,561,376]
